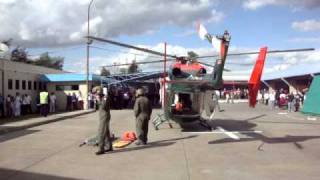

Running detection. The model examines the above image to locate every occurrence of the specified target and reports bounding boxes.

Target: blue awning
[40,73,102,82]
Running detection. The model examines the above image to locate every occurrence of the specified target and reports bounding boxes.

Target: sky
[0,0,319,79]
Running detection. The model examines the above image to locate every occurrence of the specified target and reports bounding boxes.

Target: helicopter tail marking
[248,47,268,107]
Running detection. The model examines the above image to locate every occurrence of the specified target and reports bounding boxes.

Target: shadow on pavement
[106,135,197,154]
[0,167,81,180]
[180,114,266,132]
[208,133,320,150]
[0,130,40,143]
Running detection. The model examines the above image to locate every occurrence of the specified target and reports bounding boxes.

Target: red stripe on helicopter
[173,63,204,71]
[248,47,268,108]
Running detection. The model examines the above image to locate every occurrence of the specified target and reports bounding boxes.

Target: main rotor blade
[197,48,315,59]
[87,36,177,58]
[102,58,176,67]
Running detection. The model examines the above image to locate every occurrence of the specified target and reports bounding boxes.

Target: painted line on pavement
[184,130,263,134]
[216,126,240,140]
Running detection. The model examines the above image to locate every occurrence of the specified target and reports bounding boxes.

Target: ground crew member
[134,88,152,145]
[95,87,113,155]
[39,90,49,117]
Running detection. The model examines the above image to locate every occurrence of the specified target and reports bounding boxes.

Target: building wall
[0,59,65,112]
[47,82,93,111]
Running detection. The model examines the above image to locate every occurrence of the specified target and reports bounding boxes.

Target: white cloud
[287,37,320,43]
[243,0,277,10]
[242,0,320,10]
[65,42,319,79]
[0,0,222,47]
[292,19,320,32]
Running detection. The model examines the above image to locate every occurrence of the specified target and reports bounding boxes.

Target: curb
[0,110,95,135]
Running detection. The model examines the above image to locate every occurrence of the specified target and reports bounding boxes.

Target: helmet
[135,88,145,97]
[92,86,103,94]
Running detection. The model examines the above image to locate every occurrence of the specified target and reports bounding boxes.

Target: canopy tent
[301,75,320,116]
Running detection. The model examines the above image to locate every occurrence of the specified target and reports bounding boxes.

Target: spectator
[264,91,269,105]
[287,92,294,112]
[0,94,4,118]
[269,91,276,110]
[66,93,72,111]
[49,92,57,113]
[14,93,22,117]
[275,90,280,108]
[40,90,49,117]
[230,90,235,104]
[6,95,12,117]
[226,91,230,103]
[77,92,83,110]
[88,92,94,109]
[22,94,28,115]
[294,92,301,112]
[72,92,77,111]
[26,94,32,114]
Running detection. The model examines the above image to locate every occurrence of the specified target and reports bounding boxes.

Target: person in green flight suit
[95,87,113,155]
[134,88,152,145]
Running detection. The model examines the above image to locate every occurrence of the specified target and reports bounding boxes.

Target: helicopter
[86,24,314,130]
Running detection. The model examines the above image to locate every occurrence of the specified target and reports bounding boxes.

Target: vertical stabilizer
[248,47,268,107]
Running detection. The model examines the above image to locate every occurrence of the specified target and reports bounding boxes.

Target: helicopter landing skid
[152,114,173,130]
[199,119,215,131]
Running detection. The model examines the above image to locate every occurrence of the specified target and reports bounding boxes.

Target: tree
[100,67,111,76]
[11,46,28,62]
[119,67,127,74]
[187,51,199,63]
[128,60,138,74]
[33,52,64,70]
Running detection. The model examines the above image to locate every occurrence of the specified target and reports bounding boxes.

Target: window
[15,80,20,90]
[22,80,26,90]
[34,81,37,90]
[39,82,42,91]
[28,81,32,90]
[56,85,79,91]
[43,83,47,91]
[8,79,13,90]
[71,85,79,90]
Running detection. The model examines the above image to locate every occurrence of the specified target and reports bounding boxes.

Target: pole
[163,42,167,108]
[86,0,94,109]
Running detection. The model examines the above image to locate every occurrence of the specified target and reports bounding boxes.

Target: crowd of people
[214,88,305,112]
[256,88,305,112]
[66,92,84,111]
[0,90,86,119]
[0,93,32,118]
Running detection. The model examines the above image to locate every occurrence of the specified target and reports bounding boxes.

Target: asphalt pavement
[0,103,319,180]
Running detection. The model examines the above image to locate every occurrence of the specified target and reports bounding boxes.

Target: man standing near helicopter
[95,87,113,155]
[134,88,152,145]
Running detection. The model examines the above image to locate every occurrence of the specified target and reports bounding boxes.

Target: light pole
[86,0,94,109]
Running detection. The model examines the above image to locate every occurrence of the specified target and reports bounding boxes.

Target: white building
[0,58,66,111]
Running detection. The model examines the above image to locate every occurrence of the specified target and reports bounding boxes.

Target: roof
[262,63,320,80]
[40,73,102,82]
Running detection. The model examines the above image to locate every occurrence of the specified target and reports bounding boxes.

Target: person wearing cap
[134,88,152,145]
[95,87,113,155]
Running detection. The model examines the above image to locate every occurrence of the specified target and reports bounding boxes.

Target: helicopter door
[204,90,215,116]
[178,93,192,110]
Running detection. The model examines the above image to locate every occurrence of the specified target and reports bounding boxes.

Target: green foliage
[119,67,127,74]
[187,51,199,63]
[11,47,28,62]
[33,52,64,70]
[128,60,138,74]
[100,67,111,76]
